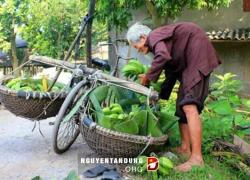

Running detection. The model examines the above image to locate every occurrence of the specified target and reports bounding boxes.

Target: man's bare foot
[175,158,204,172]
[171,147,191,157]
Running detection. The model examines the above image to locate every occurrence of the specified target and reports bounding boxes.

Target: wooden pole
[86,0,96,67]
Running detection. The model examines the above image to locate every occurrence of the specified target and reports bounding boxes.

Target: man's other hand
[139,74,150,86]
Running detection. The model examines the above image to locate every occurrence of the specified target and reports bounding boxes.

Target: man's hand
[139,74,150,86]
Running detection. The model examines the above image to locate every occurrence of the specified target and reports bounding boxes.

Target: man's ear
[140,35,147,42]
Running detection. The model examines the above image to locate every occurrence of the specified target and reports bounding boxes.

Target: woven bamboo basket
[0,80,67,120]
[80,121,168,158]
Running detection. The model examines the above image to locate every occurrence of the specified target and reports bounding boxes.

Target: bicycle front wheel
[52,80,90,154]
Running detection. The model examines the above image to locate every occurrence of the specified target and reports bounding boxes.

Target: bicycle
[29,44,158,154]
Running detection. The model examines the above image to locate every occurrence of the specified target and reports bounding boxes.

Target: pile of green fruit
[5,76,64,92]
[88,85,177,137]
[98,103,164,137]
[137,155,174,179]
[122,59,165,92]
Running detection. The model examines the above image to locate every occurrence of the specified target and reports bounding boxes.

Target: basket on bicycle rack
[80,121,168,157]
[0,77,68,120]
[76,82,168,157]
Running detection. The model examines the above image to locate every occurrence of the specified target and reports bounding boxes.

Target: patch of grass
[164,155,249,180]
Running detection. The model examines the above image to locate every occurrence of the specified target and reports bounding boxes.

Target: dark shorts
[175,73,210,124]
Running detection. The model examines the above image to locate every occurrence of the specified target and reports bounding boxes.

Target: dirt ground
[0,108,139,180]
[0,108,88,180]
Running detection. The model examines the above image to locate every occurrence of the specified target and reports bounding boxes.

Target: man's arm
[159,72,177,100]
[146,41,172,82]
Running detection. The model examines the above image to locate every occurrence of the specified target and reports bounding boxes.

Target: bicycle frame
[29,55,158,100]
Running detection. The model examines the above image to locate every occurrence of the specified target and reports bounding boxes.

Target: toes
[175,163,192,172]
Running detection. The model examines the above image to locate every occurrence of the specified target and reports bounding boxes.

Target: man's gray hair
[126,23,152,43]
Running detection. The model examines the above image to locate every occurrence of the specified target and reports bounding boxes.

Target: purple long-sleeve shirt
[145,22,221,99]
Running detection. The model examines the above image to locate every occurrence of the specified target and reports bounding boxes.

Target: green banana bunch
[158,157,174,176]
[122,59,148,78]
[136,155,174,178]
[4,77,65,92]
[122,59,165,92]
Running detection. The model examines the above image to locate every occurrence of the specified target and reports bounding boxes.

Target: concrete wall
[112,1,250,96]
[173,0,250,30]
[212,42,250,97]
[172,0,250,96]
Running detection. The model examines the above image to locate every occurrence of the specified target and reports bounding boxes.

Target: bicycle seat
[91,58,110,71]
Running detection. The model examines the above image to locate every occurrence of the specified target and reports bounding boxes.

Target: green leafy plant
[202,73,250,152]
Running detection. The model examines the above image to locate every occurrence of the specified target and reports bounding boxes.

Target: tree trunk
[145,0,168,27]
[10,30,19,76]
[86,0,96,67]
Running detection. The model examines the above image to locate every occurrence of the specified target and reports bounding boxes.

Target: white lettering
[80,158,85,164]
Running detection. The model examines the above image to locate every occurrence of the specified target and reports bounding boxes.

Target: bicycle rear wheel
[52,80,90,154]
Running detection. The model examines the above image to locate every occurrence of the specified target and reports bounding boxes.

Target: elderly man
[126,22,220,172]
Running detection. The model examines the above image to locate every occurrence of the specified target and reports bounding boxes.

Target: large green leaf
[90,85,110,102]
[147,107,164,137]
[207,100,233,115]
[113,119,139,135]
[157,111,178,134]
[130,110,148,128]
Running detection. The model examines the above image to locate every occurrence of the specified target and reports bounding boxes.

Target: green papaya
[110,103,121,109]
[108,114,118,119]
[111,107,123,114]
[102,107,112,115]
[118,114,126,120]
[129,111,135,116]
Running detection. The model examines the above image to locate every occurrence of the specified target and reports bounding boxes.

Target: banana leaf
[90,85,110,102]
[89,93,104,123]
[157,111,178,134]
[130,110,148,135]
[131,110,147,127]
[98,115,112,129]
[113,119,139,135]
[147,107,164,137]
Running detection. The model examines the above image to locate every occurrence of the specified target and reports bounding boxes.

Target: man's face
[131,35,149,55]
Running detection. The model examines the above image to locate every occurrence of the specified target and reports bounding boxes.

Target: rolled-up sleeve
[146,41,172,82]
